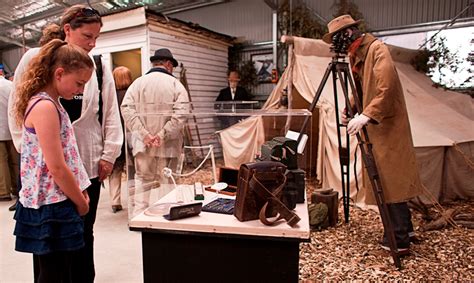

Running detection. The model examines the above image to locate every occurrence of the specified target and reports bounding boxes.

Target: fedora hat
[150,48,178,67]
[322,14,361,44]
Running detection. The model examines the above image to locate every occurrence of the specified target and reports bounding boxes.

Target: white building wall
[379,32,428,50]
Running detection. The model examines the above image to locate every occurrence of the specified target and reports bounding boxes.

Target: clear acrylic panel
[122,102,312,222]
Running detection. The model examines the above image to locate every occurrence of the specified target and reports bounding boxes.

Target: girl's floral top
[19,92,90,209]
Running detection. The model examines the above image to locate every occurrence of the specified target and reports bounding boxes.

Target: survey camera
[330,31,351,55]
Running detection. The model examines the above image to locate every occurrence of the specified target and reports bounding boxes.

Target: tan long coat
[350,34,422,204]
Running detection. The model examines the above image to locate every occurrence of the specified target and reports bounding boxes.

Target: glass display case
[122,101,313,222]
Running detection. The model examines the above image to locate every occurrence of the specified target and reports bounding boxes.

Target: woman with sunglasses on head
[8,5,123,283]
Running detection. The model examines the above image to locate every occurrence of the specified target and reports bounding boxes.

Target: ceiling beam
[0,16,42,33]
[13,6,65,26]
[8,0,108,27]
[51,0,71,7]
[162,0,228,15]
[0,35,31,49]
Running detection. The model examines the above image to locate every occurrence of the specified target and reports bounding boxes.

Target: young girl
[13,39,93,283]
[8,6,123,280]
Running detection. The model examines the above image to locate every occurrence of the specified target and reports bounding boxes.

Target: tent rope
[420,183,458,228]
[452,142,474,170]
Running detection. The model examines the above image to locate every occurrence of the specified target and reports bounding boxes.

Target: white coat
[0,76,13,141]
[121,68,189,158]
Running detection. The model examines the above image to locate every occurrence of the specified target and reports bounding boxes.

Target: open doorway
[111,48,142,80]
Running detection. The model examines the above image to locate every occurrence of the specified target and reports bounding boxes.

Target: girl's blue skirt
[13,199,84,255]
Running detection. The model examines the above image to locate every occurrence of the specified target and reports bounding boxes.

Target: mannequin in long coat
[350,34,422,205]
[324,16,422,251]
[350,33,422,250]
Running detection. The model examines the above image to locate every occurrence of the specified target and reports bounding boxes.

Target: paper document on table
[285,130,308,154]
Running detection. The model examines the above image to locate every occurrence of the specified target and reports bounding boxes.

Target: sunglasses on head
[75,7,101,18]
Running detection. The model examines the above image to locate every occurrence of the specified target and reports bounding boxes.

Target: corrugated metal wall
[171,0,473,41]
[348,0,473,30]
[169,0,273,43]
[170,0,473,98]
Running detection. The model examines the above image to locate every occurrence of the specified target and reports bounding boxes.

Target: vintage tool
[194,182,204,200]
[202,198,235,214]
[163,202,202,220]
[179,63,204,162]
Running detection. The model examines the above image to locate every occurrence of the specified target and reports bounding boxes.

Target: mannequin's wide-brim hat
[150,48,178,67]
[322,14,361,44]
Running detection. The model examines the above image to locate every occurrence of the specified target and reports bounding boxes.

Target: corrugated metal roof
[0,0,228,51]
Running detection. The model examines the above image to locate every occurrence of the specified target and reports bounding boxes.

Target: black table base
[140,229,302,283]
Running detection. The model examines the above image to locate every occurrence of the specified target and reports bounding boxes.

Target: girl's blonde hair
[14,39,94,126]
[113,66,133,90]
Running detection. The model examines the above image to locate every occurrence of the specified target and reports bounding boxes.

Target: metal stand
[297,55,402,269]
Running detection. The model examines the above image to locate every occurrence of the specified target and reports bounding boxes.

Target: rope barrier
[171,145,214,177]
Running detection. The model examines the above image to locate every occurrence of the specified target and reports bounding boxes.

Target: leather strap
[250,171,301,227]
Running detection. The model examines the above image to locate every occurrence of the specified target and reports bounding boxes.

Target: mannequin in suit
[215,71,252,128]
[216,71,251,102]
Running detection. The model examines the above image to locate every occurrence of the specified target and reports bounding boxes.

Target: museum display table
[129,186,310,283]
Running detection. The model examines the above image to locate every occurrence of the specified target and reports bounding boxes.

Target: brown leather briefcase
[234,161,300,227]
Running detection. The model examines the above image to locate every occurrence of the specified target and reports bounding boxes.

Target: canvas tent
[220,36,473,205]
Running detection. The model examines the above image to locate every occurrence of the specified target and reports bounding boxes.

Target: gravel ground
[299,199,474,281]
[179,163,473,281]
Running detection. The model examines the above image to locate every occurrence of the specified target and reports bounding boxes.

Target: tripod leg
[332,66,351,223]
[335,63,402,269]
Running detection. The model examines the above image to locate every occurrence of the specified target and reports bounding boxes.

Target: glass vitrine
[122,101,312,222]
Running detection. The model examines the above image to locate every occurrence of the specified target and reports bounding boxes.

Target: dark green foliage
[427,36,464,89]
[278,0,326,39]
[228,44,258,91]
[412,35,472,92]
[228,43,243,72]
[463,38,474,92]
[238,60,258,90]
[411,49,433,74]
[331,0,368,32]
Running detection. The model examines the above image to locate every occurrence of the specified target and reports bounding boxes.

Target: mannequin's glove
[347,114,371,135]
